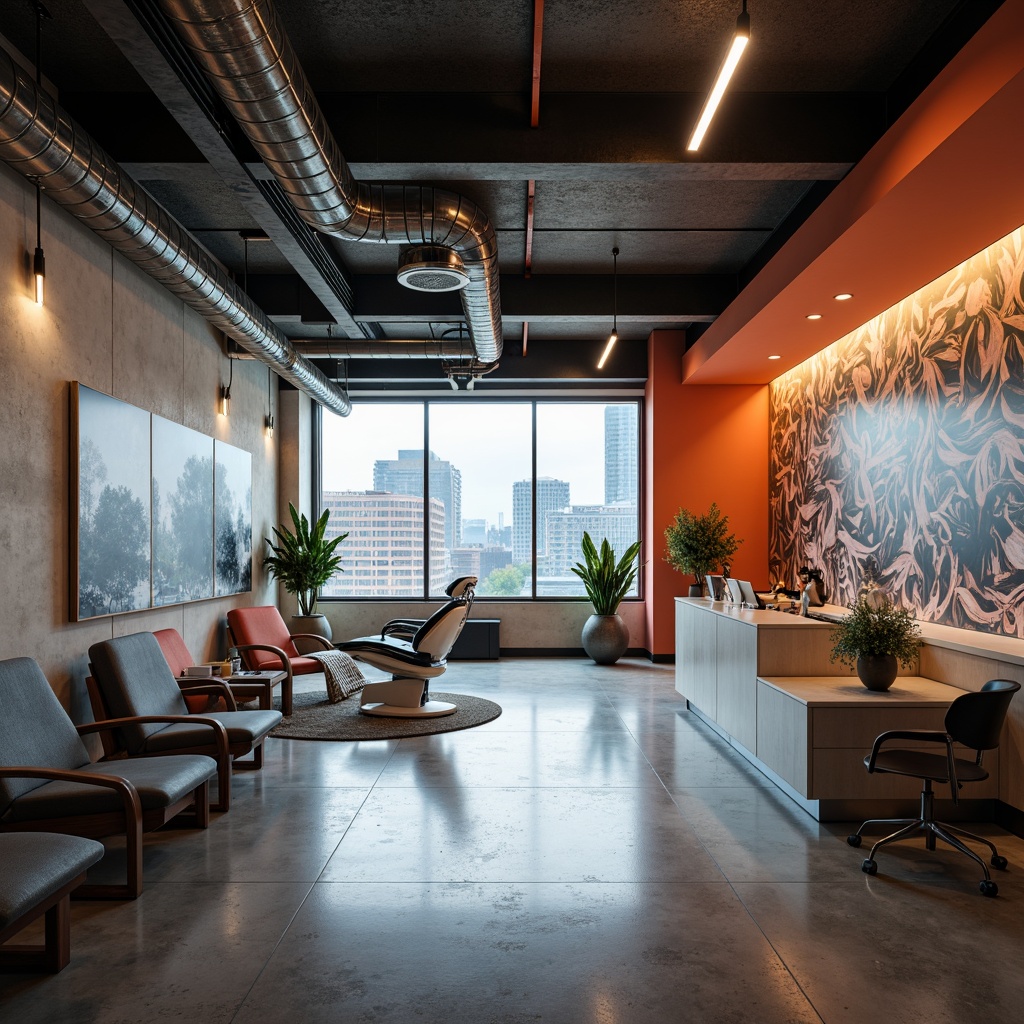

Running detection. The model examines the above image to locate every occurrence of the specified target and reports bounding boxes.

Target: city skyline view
[320,400,639,597]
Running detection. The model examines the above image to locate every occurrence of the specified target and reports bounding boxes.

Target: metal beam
[70,87,875,179]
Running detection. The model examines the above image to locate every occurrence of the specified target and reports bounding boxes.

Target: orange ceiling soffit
[682,0,1024,386]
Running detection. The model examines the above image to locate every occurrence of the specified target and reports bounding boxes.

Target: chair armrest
[0,766,143,820]
[77,716,231,763]
[288,633,335,650]
[177,681,239,711]
[866,728,959,803]
[233,643,293,679]
[381,620,418,639]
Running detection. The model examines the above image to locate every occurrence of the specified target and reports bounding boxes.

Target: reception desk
[675,598,1020,825]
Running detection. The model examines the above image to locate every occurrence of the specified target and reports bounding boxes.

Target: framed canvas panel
[71,383,153,620]
[214,439,253,596]
[152,415,214,606]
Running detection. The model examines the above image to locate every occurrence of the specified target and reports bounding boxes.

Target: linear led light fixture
[686,1,750,152]
[597,247,620,369]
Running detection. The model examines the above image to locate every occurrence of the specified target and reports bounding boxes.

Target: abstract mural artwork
[71,383,251,620]
[769,227,1024,637]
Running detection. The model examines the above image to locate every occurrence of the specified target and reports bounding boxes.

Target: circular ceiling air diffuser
[397,245,470,292]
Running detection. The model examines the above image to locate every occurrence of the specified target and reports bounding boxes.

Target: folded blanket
[306,649,366,704]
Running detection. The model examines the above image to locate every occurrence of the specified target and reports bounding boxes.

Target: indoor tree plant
[664,502,742,596]
[571,532,641,664]
[263,503,347,640]
[830,597,921,691]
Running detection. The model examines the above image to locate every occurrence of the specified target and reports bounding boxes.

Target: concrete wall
[0,162,277,714]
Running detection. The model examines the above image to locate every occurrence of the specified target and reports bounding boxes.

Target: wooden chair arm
[0,766,143,821]
[176,681,239,711]
[76,716,231,763]
[232,643,294,681]
[288,633,335,650]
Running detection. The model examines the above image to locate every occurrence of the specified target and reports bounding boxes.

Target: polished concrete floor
[3,657,1024,1022]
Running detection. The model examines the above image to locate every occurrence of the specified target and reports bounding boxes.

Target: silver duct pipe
[269,340,477,359]
[0,48,352,418]
[158,0,503,365]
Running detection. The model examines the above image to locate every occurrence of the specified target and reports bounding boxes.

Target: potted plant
[830,598,921,691]
[571,532,641,664]
[263,503,347,641]
[664,502,742,596]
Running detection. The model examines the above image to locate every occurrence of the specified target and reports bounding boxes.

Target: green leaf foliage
[263,503,347,615]
[664,502,742,583]
[570,532,641,615]
[830,598,922,668]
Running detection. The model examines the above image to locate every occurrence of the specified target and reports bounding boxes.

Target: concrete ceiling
[0,0,1003,387]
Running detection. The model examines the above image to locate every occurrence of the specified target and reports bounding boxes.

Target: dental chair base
[359,677,456,718]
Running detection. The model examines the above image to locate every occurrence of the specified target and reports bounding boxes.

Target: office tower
[543,504,639,576]
[373,449,462,552]
[605,404,639,507]
[320,491,446,597]
[512,477,570,564]
[462,518,487,546]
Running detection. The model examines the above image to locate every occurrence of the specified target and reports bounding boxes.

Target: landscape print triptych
[72,383,252,620]
[769,227,1024,638]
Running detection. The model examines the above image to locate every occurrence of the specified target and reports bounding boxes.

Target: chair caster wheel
[861,859,877,875]
[847,834,862,848]
[991,855,1008,870]
[980,880,998,897]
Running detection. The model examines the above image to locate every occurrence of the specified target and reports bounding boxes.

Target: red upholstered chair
[153,628,230,713]
[225,606,333,716]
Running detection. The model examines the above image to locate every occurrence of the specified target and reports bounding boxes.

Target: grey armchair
[88,632,283,813]
[0,656,218,899]
[0,833,105,971]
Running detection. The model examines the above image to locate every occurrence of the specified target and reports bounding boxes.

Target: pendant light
[686,1,750,152]
[597,247,619,370]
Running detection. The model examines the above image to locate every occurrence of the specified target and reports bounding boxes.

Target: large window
[319,399,640,600]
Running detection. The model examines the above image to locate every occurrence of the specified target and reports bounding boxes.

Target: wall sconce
[31,3,52,305]
[219,384,231,416]
[265,413,275,437]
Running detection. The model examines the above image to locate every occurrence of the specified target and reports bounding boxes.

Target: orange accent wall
[645,330,769,658]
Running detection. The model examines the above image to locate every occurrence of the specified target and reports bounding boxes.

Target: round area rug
[269,691,501,741]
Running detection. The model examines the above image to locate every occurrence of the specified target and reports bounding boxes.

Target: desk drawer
[812,707,949,748]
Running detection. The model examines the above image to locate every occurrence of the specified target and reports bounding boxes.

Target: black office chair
[848,679,1020,896]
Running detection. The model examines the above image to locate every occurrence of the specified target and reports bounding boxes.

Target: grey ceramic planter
[582,613,630,665]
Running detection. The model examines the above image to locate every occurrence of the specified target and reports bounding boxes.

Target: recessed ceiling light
[768,354,781,360]
[834,292,853,301]
[806,313,822,320]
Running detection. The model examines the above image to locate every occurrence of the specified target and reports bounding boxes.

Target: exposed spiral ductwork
[156,0,503,365]
[0,47,352,418]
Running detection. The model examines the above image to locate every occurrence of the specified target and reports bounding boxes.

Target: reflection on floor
[3,658,1023,1022]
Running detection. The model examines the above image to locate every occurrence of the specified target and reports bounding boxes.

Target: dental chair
[378,576,477,641]
[337,591,473,718]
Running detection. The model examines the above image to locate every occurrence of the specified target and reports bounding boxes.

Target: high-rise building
[512,476,570,564]
[542,504,639,581]
[462,518,487,546]
[604,404,639,506]
[320,491,446,597]
[373,449,462,552]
